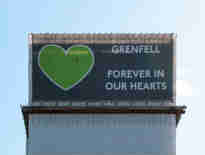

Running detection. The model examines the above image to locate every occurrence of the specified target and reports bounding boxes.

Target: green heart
[38,45,95,90]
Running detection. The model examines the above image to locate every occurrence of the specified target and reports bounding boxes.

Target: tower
[22,33,186,155]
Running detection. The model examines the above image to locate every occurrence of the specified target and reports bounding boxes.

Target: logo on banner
[38,45,95,90]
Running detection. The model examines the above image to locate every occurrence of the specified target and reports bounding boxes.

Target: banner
[30,34,175,102]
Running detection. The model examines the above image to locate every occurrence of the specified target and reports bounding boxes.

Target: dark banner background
[32,43,174,101]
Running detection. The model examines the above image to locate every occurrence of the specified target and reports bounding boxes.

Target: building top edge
[28,33,176,44]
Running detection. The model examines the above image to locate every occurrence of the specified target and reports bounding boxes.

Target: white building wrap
[28,114,176,155]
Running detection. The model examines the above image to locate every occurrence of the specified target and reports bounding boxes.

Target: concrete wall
[27,114,176,155]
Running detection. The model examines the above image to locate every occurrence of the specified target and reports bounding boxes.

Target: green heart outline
[38,44,95,91]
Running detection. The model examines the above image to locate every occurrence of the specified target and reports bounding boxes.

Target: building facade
[22,33,186,155]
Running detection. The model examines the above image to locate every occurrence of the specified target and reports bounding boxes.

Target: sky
[1,0,204,154]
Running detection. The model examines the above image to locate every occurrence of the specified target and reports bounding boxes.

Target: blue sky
[1,0,204,154]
